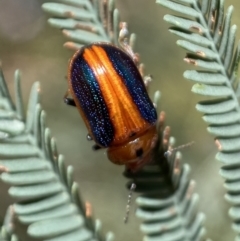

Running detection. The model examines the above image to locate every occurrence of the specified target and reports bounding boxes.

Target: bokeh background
[0,0,240,240]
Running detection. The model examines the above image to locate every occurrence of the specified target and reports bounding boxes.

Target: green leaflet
[0,158,51,172]
[157,0,199,18]
[196,99,237,113]
[224,181,240,192]
[208,124,240,136]
[203,111,240,124]
[14,193,70,214]
[220,167,240,181]
[1,170,57,185]
[225,192,240,204]
[42,0,114,50]
[215,137,240,151]
[157,0,240,239]
[0,68,112,241]
[216,151,240,165]
[177,40,218,60]
[62,29,107,44]
[19,204,78,224]
[164,15,207,33]
[169,29,212,47]
[229,206,240,220]
[192,84,232,96]
[0,207,19,241]
[219,6,234,58]
[42,3,96,21]
[184,70,227,84]
[28,215,85,238]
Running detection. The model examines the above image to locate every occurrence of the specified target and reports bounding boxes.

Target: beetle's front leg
[64,90,76,107]
[64,97,76,107]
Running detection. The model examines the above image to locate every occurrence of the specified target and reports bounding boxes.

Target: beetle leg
[64,90,76,107]
[92,144,102,150]
[64,97,76,107]
[86,134,93,141]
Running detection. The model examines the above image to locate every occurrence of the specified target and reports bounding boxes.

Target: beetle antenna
[164,141,195,158]
[124,183,136,223]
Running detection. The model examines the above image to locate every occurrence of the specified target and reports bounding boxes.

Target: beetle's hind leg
[64,89,76,107]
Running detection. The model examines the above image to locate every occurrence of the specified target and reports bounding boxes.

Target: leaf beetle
[64,42,157,171]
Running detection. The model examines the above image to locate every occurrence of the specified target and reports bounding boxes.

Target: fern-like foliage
[0,0,211,240]
[41,0,210,240]
[42,0,120,50]
[0,206,19,241]
[124,112,210,241]
[0,68,113,241]
[157,0,240,239]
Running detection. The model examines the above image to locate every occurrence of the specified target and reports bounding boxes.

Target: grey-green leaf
[14,193,70,215]
[0,144,40,157]
[0,158,51,173]
[163,15,206,33]
[192,84,232,97]
[48,18,100,33]
[184,58,222,71]
[219,5,234,57]
[202,111,240,124]
[19,204,78,224]
[215,137,240,151]
[8,182,64,199]
[216,151,240,165]
[177,40,218,60]
[229,206,240,220]
[224,181,240,192]
[196,99,237,114]
[220,166,240,180]
[225,193,240,205]
[224,25,237,70]
[45,228,93,241]
[157,0,200,18]
[0,119,25,135]
[63,29,107,43]
[25,82,40,133]
[28,215,84,238]
[184,70,227,84]
[42,3,95,21]
[169,29,212,47]
[208,124,240,136]
[1,170,57,185]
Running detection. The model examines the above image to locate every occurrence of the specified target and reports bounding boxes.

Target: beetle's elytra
[66,42,157,171]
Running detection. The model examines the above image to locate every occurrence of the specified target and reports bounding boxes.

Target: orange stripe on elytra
[92,46,145,127]
[83,46,147,143]
[83,48,125,141]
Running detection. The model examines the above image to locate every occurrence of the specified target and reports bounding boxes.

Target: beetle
[64,42,158,171]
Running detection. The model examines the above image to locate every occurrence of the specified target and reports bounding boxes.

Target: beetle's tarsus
[64,97,76,107]
[92,144,102,150]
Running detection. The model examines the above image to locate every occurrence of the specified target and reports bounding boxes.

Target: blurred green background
[0,0,240,240]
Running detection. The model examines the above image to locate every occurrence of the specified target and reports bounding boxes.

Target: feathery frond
[124,110,209,241]
[0,206,19,241]
[157,0,240,238]
[43,0,209,240]
[42,0,119,50]
[0,68,113,241]
[0,1,213,240]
